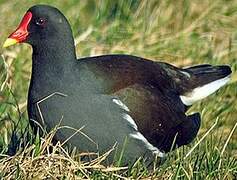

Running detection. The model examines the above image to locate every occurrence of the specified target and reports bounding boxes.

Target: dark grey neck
[32,37,76,70]
[29,38,77,102]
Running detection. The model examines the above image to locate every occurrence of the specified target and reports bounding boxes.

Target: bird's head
[3,5,73,48]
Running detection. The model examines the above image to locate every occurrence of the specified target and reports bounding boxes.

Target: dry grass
[0,129,129,179]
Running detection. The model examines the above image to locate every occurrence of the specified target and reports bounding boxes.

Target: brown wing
[79,54,200,152]
[112,83,191,152]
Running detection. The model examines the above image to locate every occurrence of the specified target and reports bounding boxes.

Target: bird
[3,5,232,164]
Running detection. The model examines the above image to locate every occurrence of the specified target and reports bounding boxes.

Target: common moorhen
[3,5,232,164]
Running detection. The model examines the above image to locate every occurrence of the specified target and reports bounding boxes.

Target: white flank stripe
[180,75,231,106]
[114,98,164,157]
[130,132,165,157]
[112,98,130,112]
[122,113,138,130]
[122,112,164,157]
[180,71,191,78]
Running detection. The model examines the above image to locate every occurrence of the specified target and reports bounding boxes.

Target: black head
[3,5,74,48]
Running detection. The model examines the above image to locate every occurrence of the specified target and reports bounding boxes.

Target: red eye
[36,18,46,26]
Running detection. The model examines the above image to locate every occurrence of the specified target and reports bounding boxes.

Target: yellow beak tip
[3,38,18,48]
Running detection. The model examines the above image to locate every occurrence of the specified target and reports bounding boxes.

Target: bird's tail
[180,64,232,106]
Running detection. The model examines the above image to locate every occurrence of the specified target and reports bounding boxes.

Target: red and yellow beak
[3,12,32,48]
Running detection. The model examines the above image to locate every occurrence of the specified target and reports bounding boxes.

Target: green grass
[0,0,237,179]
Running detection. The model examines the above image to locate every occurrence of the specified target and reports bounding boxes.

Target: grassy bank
[0,0,236,179]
